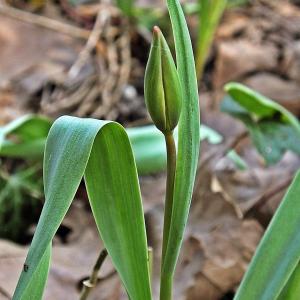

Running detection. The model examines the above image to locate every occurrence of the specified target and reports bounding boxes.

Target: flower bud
[144,26,182,133]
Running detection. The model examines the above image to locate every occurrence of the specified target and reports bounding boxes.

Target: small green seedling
[12,0,200,299]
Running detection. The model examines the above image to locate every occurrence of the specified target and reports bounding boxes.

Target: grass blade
[234,171,300,300]
[13,116,151,300]
[162,0,200,282]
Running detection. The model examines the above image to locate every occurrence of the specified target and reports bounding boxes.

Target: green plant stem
[79,248,108,300]
[160,131,176,300]
[160,274,173,300]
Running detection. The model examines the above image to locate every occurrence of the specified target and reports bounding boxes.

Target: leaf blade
[234,171,300,300]
[13,116,151,300]
[85,123,151,299]
[21,244,51,300]
[162,0,200,276]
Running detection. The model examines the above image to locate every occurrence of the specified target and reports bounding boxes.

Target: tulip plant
[9,0,300,299]
[12,0,200,299]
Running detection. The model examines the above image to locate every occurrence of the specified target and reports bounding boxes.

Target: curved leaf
[224,82,300,132]
[0,115,51,157]
[234,171,300,300]
[222,83,300,164]
[13,116,151,300]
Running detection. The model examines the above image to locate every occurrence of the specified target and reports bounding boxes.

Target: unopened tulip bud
[144,26,182,133]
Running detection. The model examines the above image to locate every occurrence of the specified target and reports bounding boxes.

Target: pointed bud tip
[153,26,161,36]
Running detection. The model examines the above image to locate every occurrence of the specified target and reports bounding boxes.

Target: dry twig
[0,2,90,39]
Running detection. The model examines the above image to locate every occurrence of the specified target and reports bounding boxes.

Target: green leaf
[224,83,300,130]
[21,244,51,300]
[162,0,200,278]
[0,115,51,159]
[115,0,134,17]
[127,125,167,174]
[200,124,223,144]
[0,139,47,159]
[278,262,300,300]
[13,116,151,300]
[222,83,300,165]
[196,0,227,80]
[234,170,300,300]
[248,122,300,165]
[0,115,51,142]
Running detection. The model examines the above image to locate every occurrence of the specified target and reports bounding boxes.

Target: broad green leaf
[234,170,300,300]
[13,116,151,300]
[222,83,300,165]
[162,0,200,278]
[196,0,227,80]
[278,262,300,300]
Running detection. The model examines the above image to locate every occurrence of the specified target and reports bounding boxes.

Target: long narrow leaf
[196,0,227,79]
[234,171,300,300]
[21,245,51,300]
[162,0,200,277]
[13,116,151,300]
